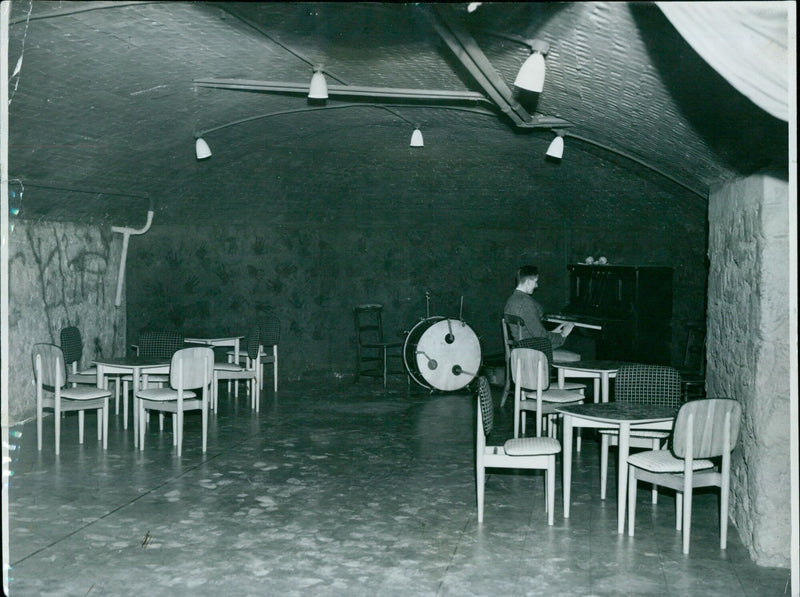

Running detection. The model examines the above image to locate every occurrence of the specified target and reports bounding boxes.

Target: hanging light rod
[194,100,571,149]
[194,103,516,158]
[193,78,494,105]
[194,103,499,140]
[480,30,548,52]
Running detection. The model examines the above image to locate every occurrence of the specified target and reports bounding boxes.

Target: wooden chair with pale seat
[59,326,98,387]
[124,329,185,430]
[627,398,741,554]
[510,347,585,440]
[475,376,561,525]
[258,316,280,393]
[213,327,261,412]
[598,364,683,502]
[61,325,125,419]
[678,323,706,401]
[501,315,585,408]
[353,304,404,387]
[225,317,280,395]
[33,343,111,455]
[136,347,214,457]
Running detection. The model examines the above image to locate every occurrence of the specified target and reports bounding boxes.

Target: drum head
[413,319,481,391]
[403,317,444,388]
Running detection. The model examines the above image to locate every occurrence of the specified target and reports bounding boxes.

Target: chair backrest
[354,304,385,345]
[32,343,66,389]
[672,398,741,459]
[614,364,682,408]
[260,316,280,346]
[518,336,554,390]
[138,330,184,359]
[475,376,494,437]
[170,347,214,390]
[502,314,526,346]
[60,326,84,367]
[682,324,706,374]
[244,327,261,360]
[510,348,548,392]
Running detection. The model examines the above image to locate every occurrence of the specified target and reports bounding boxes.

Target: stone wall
[6,220,125,424]
[707,173,790,567]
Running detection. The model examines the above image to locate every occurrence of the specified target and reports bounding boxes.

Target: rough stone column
[706,173,790,567]
[8,220,125,424]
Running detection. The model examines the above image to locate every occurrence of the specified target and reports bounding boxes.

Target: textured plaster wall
[707,174,790,567]
[125,190,706,382]
[126,222,567,379]
[6,220,126,425]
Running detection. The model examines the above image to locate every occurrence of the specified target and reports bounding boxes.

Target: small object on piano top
[585,256,594,264]
[597,256,608,264]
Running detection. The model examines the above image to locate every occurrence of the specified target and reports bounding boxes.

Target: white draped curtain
[657,1,790,122]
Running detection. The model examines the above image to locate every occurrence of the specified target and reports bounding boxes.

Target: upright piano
[547,264,673,364]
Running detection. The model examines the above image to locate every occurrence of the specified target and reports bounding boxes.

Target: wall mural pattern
[7,221,125,423]
[126,215,707,384]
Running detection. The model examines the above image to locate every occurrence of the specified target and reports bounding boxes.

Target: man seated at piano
[504,264,577,354]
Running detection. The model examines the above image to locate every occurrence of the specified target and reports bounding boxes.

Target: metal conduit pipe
[423,9,529,128]
[193,79,493,106]
[428,5,536,128]
[425,6,562,131]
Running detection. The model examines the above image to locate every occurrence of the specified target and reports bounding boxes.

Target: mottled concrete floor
[6,376,790,596]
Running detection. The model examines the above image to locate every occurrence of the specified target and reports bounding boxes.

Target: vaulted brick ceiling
[6,2,788,225]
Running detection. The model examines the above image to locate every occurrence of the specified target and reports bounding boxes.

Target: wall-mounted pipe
[111,199,154,307]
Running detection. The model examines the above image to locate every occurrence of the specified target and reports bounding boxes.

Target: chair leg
[123,384,129,430]
[202,401,208,453]
[382,346,388,388]
[547,457,556,526]
[55,403,62,455]
[37,404,43,451]
[354,345,361,384]
[500,359,511,408]
[211,374,218,412]
[651,438,660,504]
[676,493,683,530]
[139,402,146,451]
[682,475,693,554]
[627,467,638,536]
[720,464,731,549]
[102,400,109,450]
[273,349,278,392]
[123,380,131,429]
[78,410,85,445]
[176,410,183,457]
[600,435,609,500]
[476,463,485,523]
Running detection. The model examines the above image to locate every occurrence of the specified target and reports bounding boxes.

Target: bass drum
[403,317,482,391]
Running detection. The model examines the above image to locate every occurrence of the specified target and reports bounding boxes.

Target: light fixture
[513,40,550,93]
[546,132,564,159]
[308,66,328,100]
[195,137,212,160]
[410,127,424,147]
[466,2,482,12]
